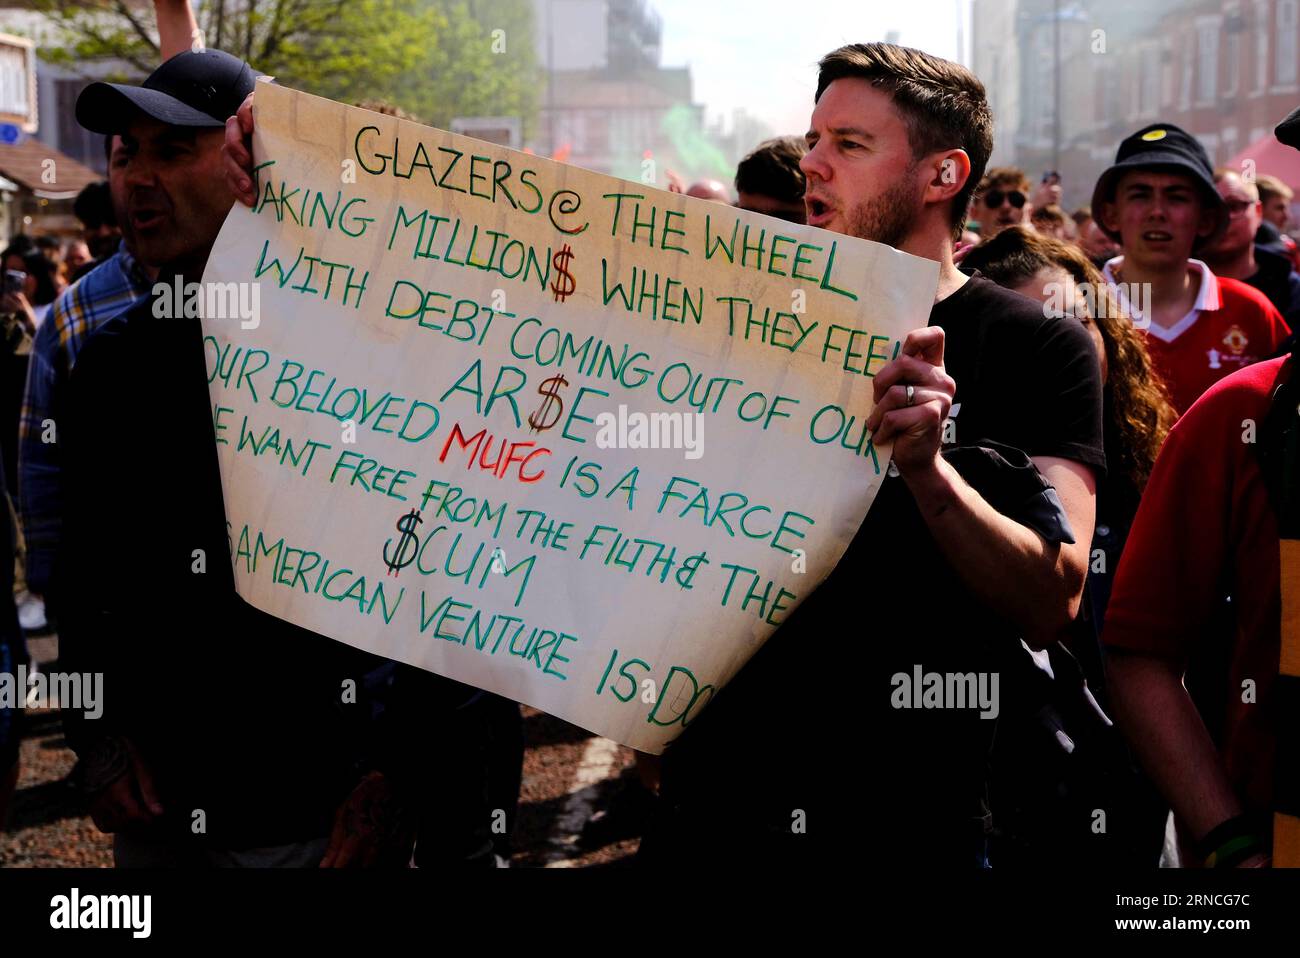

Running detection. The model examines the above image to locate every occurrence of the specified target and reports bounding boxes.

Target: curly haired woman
[964,227,1177,628]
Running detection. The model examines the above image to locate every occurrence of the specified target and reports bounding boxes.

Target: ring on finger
[905,384,915,407]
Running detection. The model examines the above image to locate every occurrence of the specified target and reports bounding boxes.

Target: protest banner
[200,79,939,753]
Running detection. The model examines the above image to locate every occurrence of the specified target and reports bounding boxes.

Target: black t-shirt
[654,274,1106,864]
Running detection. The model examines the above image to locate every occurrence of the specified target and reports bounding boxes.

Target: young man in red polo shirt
[1093,124,1290,415]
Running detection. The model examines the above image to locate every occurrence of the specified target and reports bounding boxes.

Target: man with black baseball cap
[1093,122,1289,415]
[56,49,437,868]
[19,49,247,626]
[73,49,256,281]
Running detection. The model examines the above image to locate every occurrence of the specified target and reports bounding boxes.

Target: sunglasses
[984,189,1027,209]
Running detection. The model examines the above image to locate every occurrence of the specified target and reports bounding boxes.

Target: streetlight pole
[1053,0,1061,173]
[548,0,555,156]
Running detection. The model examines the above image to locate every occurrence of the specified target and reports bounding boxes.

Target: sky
[650,0,971,137]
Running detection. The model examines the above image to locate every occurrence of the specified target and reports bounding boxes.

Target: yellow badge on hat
[1142,129,1168,141]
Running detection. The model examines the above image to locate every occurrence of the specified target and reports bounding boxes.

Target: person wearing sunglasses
[971,166,1032,240]
[1200,168,1300,333]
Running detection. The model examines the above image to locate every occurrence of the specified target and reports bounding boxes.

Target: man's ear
[928,149,971,205]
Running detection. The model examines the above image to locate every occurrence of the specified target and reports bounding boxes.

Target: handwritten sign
[200,81,939,753]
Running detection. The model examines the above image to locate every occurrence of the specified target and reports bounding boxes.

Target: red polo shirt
[1104,257,1290,414]
[1103,355,1292,820]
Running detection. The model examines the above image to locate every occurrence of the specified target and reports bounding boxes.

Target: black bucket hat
[76,48,257,135]
[1090,123,1229,251]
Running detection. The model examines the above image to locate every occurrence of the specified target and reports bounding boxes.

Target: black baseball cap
[76,48,257,136]
[1090,122,1228,250]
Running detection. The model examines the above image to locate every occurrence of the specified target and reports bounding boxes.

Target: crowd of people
[0,10,1297,871]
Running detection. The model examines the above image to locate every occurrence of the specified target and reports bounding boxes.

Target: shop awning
[1227,133,1300,194]
[0,137,101,199]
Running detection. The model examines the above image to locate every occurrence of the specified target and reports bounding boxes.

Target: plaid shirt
[18,244,151,593]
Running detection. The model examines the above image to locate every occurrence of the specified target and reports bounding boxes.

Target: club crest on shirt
[1221,324,1249,355]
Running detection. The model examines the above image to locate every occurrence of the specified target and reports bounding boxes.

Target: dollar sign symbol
[528,374,569,432]
[551,244,576,302]
[383,508,423,576]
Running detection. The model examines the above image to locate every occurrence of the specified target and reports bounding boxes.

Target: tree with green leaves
[24,0,538,132]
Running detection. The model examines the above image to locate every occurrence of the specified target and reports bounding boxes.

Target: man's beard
[842,168,923,248]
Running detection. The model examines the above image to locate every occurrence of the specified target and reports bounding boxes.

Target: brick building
[974,0,1300,211]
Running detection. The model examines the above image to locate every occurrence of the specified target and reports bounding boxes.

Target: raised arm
[154,0,202,61]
